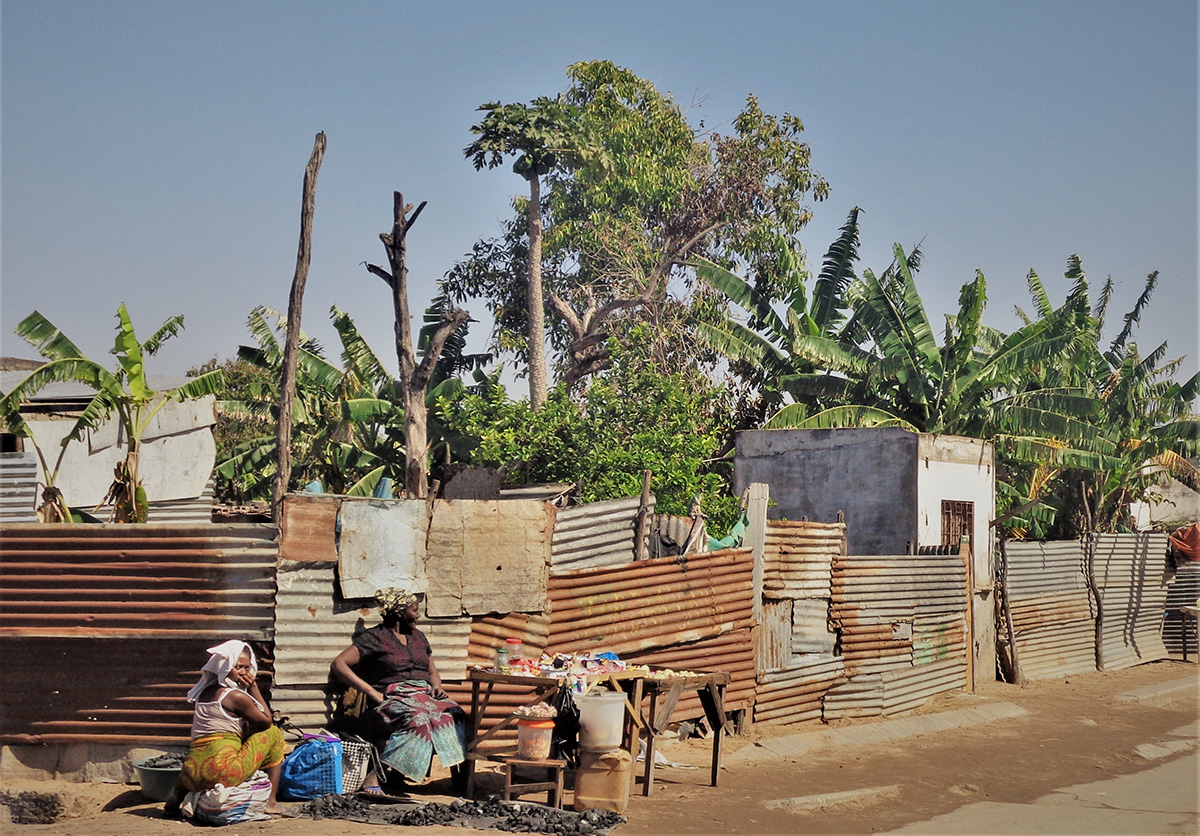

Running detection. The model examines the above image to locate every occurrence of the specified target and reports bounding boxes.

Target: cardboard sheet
[425,499,552,617]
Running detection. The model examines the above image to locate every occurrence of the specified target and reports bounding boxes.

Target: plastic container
[495,646,510,671]
[132,757,182,802]
[516,717,555,760]
[505,637,524,662]
[573,748,632,813]
[575,690,625,752]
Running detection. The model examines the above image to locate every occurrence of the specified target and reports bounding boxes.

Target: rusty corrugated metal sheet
[0,524,277,746]
[0,636,277,746]
[551,495,652,572]
[546,548,754,657]
[826,551,968,717]
[758,598,793,674]
[649,513,707,559]
[280,493,341,564]
[271,563,473,731]
[755,654,844,726]
[1002,540,1096,680]
[1091,533,1171,671]
[0,523,277,638]
[763,520,844,600]
[879,657,967,715]
[0,452,38,522]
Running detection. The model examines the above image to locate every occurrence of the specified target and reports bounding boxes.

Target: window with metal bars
[941,500,974,548]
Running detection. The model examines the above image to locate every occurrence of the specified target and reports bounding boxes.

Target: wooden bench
[466,751,567,808]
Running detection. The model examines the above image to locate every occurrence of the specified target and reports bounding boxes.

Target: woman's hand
[431,685,448,700]
[232,667,257,690]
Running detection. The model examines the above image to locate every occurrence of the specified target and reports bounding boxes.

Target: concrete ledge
[765,784,901,812]
[1114,675,1198,708]
[729,701,1027,763]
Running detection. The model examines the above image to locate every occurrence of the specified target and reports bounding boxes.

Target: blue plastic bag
[280,735,343,800]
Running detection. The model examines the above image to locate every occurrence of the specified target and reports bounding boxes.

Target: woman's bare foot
[264,801,285,815]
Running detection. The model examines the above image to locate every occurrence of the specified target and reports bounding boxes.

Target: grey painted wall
[735,428,919,555]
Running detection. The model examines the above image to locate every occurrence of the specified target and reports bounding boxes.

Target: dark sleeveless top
[351,624,434,687]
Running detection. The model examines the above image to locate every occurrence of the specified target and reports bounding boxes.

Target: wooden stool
[501,756,567,808]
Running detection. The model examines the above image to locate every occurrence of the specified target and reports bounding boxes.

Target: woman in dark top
[331,588,467,789]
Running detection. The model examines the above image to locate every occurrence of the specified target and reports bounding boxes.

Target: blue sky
[2,1,1197,389]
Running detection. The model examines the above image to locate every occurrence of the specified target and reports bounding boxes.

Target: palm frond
[14,311,86,360]
[811,207,860,330]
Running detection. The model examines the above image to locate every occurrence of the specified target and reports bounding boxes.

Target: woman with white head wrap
[165,641,286,817]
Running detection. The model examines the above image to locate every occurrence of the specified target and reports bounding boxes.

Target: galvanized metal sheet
[758,598,794,674]
[755,654,844,726]
[792,598,836,656]
[0,451,39,522]
[551,495,652,572]
[273,565,472,687]
[336,498,429,599]
[1163,561,1200,658]
[1091,533,1170,670]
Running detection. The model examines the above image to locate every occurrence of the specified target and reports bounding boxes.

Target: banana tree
[3,305,225,522]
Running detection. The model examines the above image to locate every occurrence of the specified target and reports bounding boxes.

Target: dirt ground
[3,659,1196,835]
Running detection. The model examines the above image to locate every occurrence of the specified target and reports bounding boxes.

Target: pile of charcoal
[0,790,65,825]
[292,795,625,834]
[137,753,184,769]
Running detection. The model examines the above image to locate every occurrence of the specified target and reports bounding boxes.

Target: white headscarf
[187,639,257,703]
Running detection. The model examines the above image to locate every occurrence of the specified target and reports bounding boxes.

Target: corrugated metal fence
[1000,540,1095,680]
[998,533,1174,681]
[0,523,277,745]
[1090,533,1171,670]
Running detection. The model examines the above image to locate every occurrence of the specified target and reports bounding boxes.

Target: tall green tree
[465,96,608,409]
[452,61,829,393]
[2,305,225,521]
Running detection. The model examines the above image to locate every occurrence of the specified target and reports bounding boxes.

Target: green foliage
[436,334,740,531]
[448,60,829,386]
[3,305,224,521]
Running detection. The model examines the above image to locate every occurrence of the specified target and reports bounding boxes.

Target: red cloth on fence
[1169,522,1200,561]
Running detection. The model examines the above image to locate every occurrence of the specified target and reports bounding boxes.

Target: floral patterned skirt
[180,727,286,791]
[375,680,467,781]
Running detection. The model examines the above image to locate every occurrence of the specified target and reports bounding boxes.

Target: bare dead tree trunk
[527,174,548,410]
[366,191,469,499]
[273,132,326,525]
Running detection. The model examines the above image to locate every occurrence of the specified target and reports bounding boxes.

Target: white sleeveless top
[190,687,264,738]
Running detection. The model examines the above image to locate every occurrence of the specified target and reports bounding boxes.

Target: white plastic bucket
[575,690,625,752]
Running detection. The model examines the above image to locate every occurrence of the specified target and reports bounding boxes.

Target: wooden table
[463,669,645,800]
[633,670,731,797]
[1181,605,1200,662]
[464,667,731,799]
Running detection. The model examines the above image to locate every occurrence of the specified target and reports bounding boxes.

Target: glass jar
[495,646,510,672]
[505,637,524,663]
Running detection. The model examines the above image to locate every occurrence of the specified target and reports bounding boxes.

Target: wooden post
[273,132,326,525]
[961,534,975,693]
[634,469,652,560]
[746,482,769,681]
